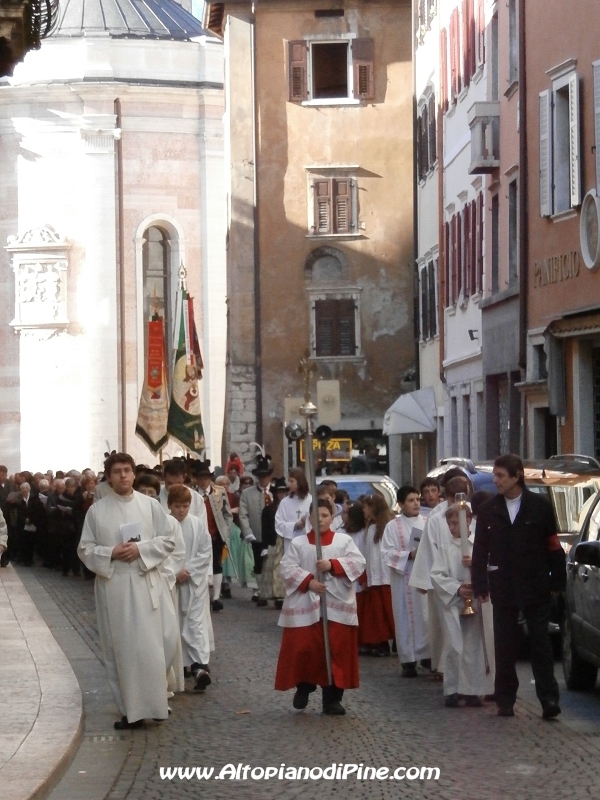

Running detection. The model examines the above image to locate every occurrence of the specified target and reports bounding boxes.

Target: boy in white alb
[169,485,214,692]
[381,486,429,677]
[430,504,494,707]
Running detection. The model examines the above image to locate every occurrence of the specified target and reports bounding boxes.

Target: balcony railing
[0,0,60,77]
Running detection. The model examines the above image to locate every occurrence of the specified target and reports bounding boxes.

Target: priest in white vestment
[78,454,180,729]
[381,486,429,676]
[430,505,494,706]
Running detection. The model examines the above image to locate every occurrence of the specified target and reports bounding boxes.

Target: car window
[585,500,600,543]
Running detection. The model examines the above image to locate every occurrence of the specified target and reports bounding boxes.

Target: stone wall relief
[6,225,70,334]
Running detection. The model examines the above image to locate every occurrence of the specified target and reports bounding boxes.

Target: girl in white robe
[275,469,312,553]
[430,505,495,706]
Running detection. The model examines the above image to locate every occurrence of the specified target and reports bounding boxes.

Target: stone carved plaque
[6,225,70,332]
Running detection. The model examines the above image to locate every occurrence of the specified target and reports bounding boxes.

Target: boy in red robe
[274,499,366,715]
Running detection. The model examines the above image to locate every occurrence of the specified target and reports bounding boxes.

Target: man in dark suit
[16,481,47,567]
[472,453,566,719]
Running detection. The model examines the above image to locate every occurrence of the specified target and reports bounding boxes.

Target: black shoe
[251,594,259,603]
[322,701,346,716]
[193,669,212,691]
[444,693,460,708]
[542,701,561,719]
[293,689,310,710]
[114,716,144,730]
[274,599,284,610]
[465,695,483,707]
[401,666,418,678]
[497,705,515,717]
[256,598,268,607]
[420,658,432,670]
[221,585,232,599]
[212,599,223,612]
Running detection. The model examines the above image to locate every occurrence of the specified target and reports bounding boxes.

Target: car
[562,489,600,691]
[316,474,399,511]
[426,458,497,493]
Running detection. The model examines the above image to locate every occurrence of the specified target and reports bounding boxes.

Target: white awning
[383,387,437,435]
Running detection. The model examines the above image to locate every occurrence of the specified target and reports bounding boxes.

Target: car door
[572,495,600,653]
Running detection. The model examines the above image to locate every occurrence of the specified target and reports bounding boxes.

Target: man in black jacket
[472,454,566,719]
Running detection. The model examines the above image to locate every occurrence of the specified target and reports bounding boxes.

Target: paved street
[16,566,600,800]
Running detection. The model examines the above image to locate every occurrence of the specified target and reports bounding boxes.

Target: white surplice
[275,493,312,553]
[431,536,495,697]
[78,490,180,722]
[177,513,214,667]
[363,524,391,587]
[161,515,186,693]
[409,506,453,672]
[278,532,365,628]
[381,514,429,664]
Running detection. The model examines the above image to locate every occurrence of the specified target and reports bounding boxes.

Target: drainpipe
[114,97,127,452]
[412,0,420,391]
[518,0,528,456]
[251,2,263,444]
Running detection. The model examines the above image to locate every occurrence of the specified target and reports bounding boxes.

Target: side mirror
[573,540,600,568]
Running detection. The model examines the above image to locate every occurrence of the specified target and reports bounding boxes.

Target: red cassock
[357,584,395,645]
[275,620,359,690]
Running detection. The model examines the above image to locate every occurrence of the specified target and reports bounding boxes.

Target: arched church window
[142,225,172,372]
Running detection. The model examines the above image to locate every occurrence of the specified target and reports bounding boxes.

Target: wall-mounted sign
[533,250,580,288]
[299,437,352,462]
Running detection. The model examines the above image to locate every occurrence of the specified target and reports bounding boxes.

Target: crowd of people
[0,450,566,725]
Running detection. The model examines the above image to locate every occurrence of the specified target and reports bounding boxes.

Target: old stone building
[205,0,415,472]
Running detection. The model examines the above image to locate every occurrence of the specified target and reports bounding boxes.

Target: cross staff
[298,350,333,686]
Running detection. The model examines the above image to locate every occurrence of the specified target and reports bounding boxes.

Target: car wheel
[561,611,598,691]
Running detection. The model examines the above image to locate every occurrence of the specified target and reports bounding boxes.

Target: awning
[383,387,437,435]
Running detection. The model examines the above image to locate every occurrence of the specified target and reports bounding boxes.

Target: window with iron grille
[314,298,358,357]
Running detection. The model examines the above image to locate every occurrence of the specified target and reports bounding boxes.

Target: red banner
[147,319,165,390]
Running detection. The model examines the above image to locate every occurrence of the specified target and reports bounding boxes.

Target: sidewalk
[0,565,83,800]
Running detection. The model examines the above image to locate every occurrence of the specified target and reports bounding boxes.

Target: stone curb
[0,565,84,800]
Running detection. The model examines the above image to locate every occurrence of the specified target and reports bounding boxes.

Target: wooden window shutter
[352,38,375,100]
[428,94,437,165]
[568,73,581,207]
[421,266,429,340]
[444,221,451,307]
[333,179,352,233]
[462,0,470,90]
[476,193,484,293]
[315,299,356,357]
[417,115,423,180]
[477,0,485,65]
[288,41,308,102]
[452,214,459,303]
[470,200,477,295]
[422,106,429,174]
[463,205,471,298]
[314,179,332,234]
[594,63,600,193]
[428,260,437,336]
[539,90,553,217]
[440,29,448,112]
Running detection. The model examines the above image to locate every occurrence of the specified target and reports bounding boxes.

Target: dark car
[562,489,600,690]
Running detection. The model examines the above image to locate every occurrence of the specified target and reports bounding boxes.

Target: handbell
[460,584,477,616]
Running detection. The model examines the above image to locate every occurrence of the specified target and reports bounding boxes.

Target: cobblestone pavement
[20,566,600,800]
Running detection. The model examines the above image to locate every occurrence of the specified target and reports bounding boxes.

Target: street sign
[299,437,352,462]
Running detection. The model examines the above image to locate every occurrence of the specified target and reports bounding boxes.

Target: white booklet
[120,522,143,544]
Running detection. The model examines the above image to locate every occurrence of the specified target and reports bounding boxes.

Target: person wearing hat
[194,460,233,612]
[257,476,289,608]
[239,455,273,602]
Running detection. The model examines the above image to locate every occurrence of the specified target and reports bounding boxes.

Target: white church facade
[0,0,226,472]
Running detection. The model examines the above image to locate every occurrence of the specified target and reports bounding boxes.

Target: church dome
[53,0,207,40]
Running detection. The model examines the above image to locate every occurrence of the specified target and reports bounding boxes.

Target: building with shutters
[204,1,415,473]
[0,0,226,470]
[521,0,600,460]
